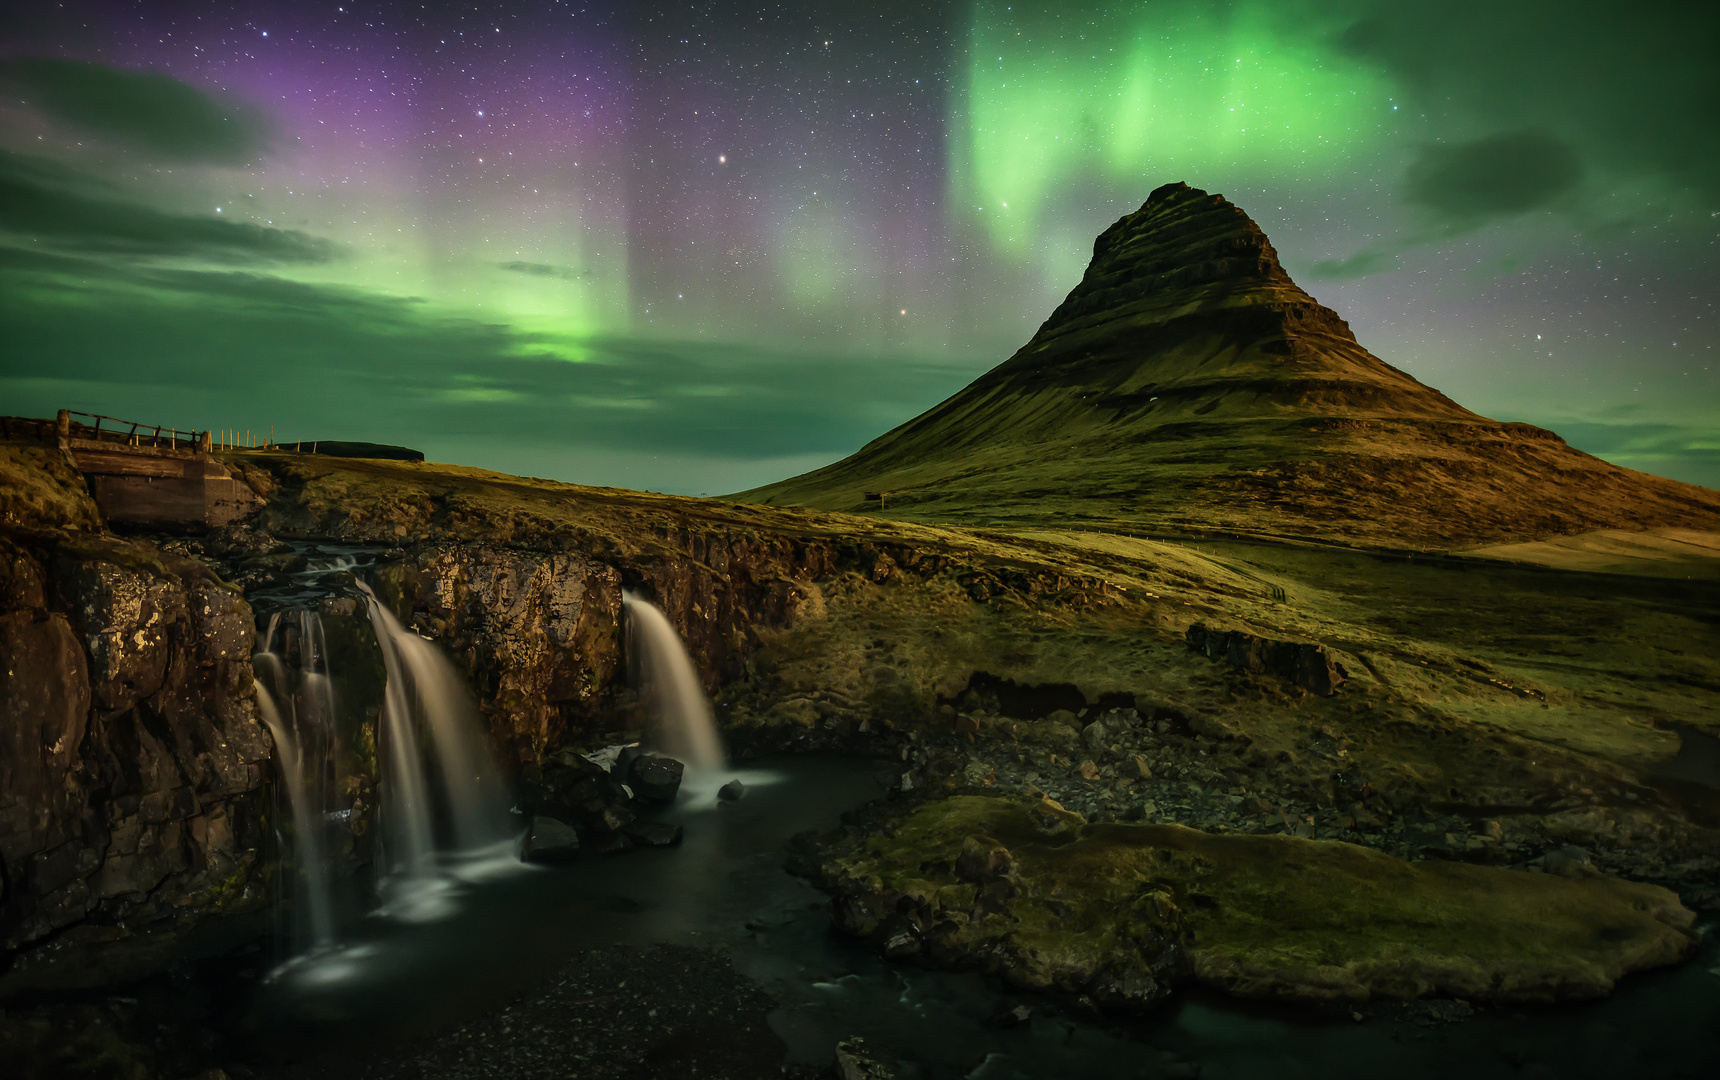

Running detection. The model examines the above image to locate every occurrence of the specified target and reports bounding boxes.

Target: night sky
[2,1,1715,494]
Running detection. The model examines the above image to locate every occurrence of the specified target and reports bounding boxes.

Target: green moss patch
[0,441,103,535]
[814,795,1697,1007]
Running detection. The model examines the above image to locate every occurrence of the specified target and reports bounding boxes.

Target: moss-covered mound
[0,441,103,535]
[810,795,1698,1008]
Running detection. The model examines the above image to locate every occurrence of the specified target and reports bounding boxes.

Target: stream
[238,756,1719,1079]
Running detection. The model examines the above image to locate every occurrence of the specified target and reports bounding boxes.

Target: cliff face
[0,446,273,992]
[242,455,934,760]
[380,534,840,760]
[737,183,1720,548]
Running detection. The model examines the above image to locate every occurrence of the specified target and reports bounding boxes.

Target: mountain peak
[737,187,1720,549]
[981,182,1473,422]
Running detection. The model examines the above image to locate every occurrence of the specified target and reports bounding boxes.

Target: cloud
[0,250,982,474]
[1536,419,1720,491]
[0,150,339,263]
[0,57,271,165]
[1404,131,1584,223]
[1308,249,1401,281]
[497,260,590,280]
[1339,2,1720,205]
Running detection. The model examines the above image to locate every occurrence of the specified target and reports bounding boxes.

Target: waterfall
[254,613,337,948]
[622,590,726,771]
[355,581,511,877]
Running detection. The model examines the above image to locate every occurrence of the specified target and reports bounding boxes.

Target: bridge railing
[54,409,209,451]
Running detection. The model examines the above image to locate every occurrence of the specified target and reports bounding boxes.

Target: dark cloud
[0,150,339,263]
[1538,420,1720,491]
[0,57,271,165]
[0,250,979,468]
[1340,1,1720,204]
[1403,132,1584,222]
[497,260,590,280]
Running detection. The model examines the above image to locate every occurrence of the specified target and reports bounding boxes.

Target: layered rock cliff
[737,183,1720,548]
[0,445,273,993]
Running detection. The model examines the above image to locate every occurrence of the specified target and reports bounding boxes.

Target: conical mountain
[737,182,1720,549]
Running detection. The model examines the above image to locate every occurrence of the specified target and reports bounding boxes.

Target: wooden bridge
[2,411,263,530]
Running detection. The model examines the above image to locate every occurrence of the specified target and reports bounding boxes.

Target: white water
[254,613,337,948]
[622,590,726,771]
[356,581,512,881]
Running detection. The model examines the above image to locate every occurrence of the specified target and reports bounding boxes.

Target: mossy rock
[812,795,1698,1008]
[0,441,104,535]
[816,794,1191,1010]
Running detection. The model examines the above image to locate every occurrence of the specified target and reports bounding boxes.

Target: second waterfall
[356,581,513,880]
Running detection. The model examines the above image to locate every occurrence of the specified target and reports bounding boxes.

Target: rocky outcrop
[811,794,1191,1010]
[0,530,272,992]
[1185,623,1347,695]
[364,534,844,761]
[806,795,1698,1009]
[375,545,624,759]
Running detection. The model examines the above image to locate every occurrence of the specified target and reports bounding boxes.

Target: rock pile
[515,746,685,860]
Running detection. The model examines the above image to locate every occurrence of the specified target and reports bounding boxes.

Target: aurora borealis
[1,1,1715,493]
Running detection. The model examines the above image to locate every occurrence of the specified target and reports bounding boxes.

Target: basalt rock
[628,754,686,804]
[520,751,639,848]
[523,815,582,864]
[0,530,271,993]
[1185,623,1347,696]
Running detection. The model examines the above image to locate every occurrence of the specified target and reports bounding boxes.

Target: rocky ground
[0,939,852,1080]
[880,698,1717,902]
[255,943,823,1080]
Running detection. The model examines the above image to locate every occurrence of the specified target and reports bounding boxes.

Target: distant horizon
[2,1,1715,494]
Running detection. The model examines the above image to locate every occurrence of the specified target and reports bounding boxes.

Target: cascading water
[622,590,726,771]
[253,612,338,949]
[355,580,512,881]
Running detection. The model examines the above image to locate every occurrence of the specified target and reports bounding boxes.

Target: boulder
[525,753,635,835]
[523,816,581,864]
[610,744,646,785]
[718,779,746,803]
[628,754,685,803]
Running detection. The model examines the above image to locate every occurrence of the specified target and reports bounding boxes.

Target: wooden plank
[69,448,201,478]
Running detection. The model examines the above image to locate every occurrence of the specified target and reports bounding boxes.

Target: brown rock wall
[373,529,842,761]
[0,534,272,986]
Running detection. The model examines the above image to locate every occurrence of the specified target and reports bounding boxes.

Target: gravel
[258,944,822,1080]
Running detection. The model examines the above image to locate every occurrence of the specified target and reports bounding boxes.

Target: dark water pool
[246,756,1720,1079]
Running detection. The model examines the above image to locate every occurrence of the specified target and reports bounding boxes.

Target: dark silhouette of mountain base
[736,183,1720,549]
